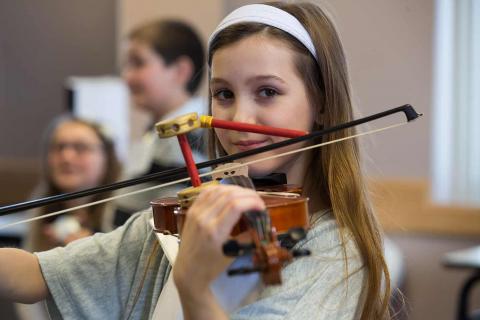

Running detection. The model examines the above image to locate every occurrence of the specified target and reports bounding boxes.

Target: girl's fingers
[174,185,266,288]
[185,185,265,242]
[192,186,236,219]
[192,185,260,221]
[212,196,265,240]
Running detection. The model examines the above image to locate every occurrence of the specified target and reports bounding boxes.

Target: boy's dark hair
[129,20,205,95]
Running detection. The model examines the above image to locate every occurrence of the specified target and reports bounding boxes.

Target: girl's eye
[258,88,278,98]
[213,89,234,101]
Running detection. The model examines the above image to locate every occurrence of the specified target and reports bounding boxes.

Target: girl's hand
[173,184,265,295]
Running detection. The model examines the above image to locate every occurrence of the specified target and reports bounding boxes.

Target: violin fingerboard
[244,210,271,241]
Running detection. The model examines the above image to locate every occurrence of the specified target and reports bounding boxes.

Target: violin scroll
[223,209,311,285]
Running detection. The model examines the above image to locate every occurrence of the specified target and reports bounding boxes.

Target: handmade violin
[151,176,306,236]
[150,175,311,285]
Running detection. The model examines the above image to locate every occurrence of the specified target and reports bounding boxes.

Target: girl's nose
[232,99,256,124]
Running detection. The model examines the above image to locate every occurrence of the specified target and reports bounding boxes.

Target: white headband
[208,4,317,60]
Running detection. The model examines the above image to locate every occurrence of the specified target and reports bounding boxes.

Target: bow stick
[0,104,422,219]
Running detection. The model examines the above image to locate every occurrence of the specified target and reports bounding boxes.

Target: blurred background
[0,0,479,319]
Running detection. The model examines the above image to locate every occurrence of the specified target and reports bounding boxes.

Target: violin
[150,175,310,285]
[151,177,307,236]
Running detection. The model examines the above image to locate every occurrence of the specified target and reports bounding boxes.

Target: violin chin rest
[277,227,307,249]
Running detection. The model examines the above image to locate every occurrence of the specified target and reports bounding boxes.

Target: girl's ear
[172,56,194,90]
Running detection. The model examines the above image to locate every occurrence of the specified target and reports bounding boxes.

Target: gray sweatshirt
[36,209,365,319]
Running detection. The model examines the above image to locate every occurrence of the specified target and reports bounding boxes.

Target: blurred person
[16,115,121,320]
[23,116,121,252]
[116,19,207,215]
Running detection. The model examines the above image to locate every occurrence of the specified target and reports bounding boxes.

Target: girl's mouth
[233,140,269,151]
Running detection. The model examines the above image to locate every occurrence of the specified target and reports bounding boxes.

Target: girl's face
[211,35,315,183]
[48,122,106,193]
[122,40,179,113]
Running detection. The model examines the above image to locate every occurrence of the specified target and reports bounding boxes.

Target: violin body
[150,183,310,285]
[150,185,309,236]
[150,197,179,234]
[256,194,309,233]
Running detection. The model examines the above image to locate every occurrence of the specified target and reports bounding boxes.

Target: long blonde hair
[208,2,391,319]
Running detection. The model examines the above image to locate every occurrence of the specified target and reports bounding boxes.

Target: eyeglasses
[49,142,103,155]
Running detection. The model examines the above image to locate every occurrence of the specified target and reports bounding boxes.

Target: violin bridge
[211,162,248,181]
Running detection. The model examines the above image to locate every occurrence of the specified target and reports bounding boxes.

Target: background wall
[0,0,117,204]
[0,1,117,317]
[0,0,116,158]
[327,0,431,178]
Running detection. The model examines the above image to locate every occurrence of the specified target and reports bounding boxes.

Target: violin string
[0,121,407,230]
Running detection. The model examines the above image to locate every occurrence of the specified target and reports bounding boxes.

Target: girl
[25,116,121,251]
[0,2,390,319]
[16,116,121,320]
